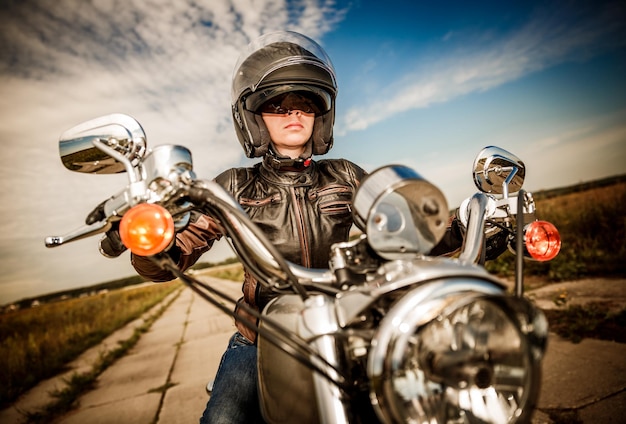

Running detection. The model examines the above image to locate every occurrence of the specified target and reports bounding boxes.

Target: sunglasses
[258,93,321,116]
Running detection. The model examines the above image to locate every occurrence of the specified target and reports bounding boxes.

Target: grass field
[486,180,626,281]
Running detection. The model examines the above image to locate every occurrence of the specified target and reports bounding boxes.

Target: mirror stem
[92,139,140,183]
[501,166,519,199]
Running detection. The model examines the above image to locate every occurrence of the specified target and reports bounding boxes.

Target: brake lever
[46,187,132,248]
[45,220,112,247]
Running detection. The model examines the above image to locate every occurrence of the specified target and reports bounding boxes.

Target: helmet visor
[244,85,332,115]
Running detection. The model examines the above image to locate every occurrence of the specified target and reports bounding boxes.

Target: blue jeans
[200,332,266,424]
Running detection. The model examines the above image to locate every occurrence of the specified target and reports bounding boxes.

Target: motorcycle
[46,114,561,423]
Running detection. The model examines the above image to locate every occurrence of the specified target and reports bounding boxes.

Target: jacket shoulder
[316,158,367,183]
[214,164,261,194]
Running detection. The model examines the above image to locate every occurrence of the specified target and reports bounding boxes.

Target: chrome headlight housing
[367,279,547,423]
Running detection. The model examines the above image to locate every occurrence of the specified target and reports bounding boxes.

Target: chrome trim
[458,192,489,264]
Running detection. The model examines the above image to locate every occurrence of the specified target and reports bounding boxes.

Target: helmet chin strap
[266,143,313,170]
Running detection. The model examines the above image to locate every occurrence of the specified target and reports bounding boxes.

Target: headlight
[368,279,547,423]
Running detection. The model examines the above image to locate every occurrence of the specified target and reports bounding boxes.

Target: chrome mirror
[473,146,525,196]
[59,114,147,174]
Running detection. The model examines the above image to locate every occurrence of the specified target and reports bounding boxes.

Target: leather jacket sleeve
[131,212,223,282]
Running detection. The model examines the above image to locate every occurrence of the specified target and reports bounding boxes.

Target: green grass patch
[544,409,583,424]
[543,303,626,344]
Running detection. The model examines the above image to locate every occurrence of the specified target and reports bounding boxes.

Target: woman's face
[260,93,318,158]
[262,112,314,158]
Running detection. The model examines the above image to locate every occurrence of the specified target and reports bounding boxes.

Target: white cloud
[338,1,626,134]
[0,0,347,304]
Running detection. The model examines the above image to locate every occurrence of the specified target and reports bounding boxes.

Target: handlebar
[46,123,543,300]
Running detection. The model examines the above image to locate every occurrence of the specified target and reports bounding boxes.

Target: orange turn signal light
[524,220,561,261]
[119,203,175,256]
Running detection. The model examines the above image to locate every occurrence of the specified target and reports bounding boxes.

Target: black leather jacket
[218,156,366,269]
[132,155,367,341]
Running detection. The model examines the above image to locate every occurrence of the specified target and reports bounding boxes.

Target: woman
[131,31,366,424]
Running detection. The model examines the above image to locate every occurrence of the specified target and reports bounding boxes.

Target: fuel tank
[257,294,319,424]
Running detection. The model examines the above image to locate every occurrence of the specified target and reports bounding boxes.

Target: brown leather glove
[99,222,127,258]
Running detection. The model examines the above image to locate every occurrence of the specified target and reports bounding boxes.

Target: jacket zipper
[319,199,352,215]
[308,184,352,201]
[240,193,281,207]
[290,186,311,267]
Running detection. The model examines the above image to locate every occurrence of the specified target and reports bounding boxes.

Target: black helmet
[231,31,337,158]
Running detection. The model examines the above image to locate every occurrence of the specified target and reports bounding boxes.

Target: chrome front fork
[300,294,351,424]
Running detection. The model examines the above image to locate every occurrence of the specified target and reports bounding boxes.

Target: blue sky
[0,0,624,305]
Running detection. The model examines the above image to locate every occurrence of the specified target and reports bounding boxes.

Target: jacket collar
[265,144,314,170]
[260,155,317,186]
